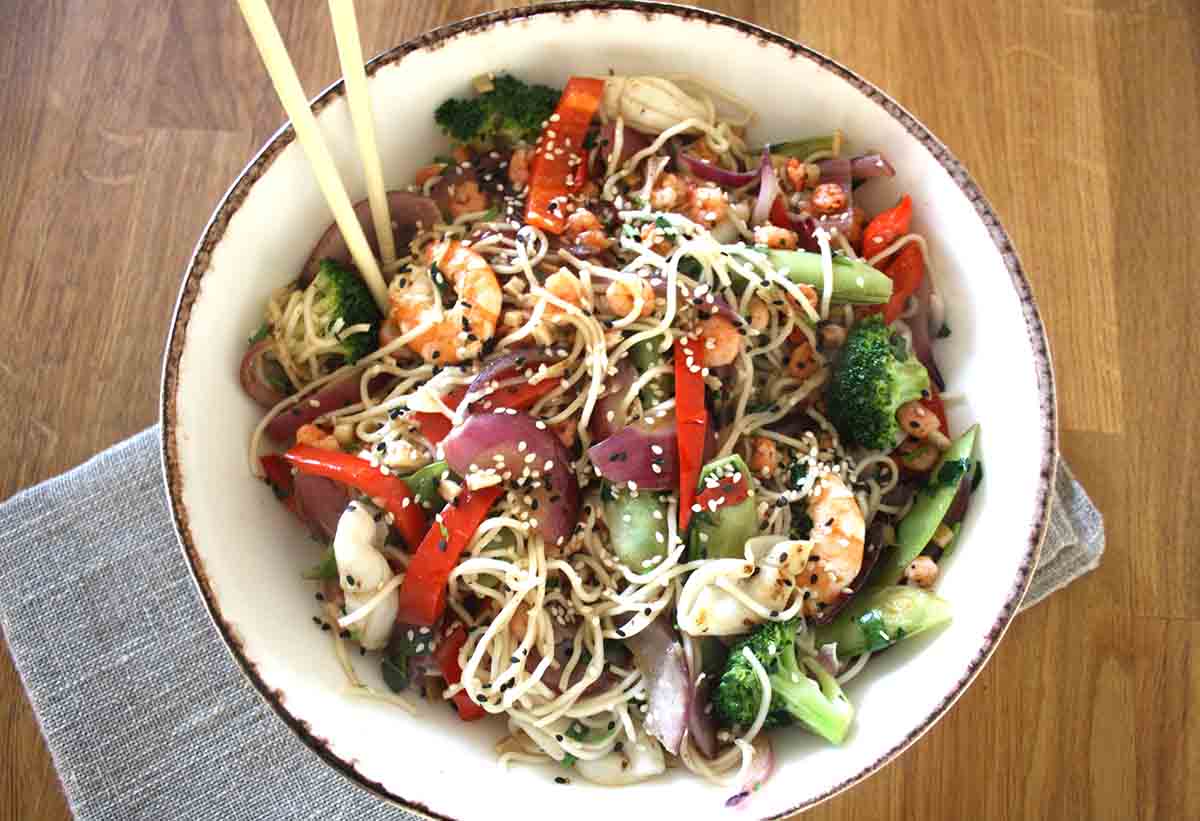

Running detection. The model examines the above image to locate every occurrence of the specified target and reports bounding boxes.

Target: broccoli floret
[714,620,854,745]
[825,315,931,450]
[310,259,382,363]
[434,73,561,149]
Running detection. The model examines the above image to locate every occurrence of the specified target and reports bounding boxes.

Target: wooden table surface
[2,1,1197,818]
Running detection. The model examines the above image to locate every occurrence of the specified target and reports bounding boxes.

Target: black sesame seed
[554,776,569,785]
[810,574,818,583]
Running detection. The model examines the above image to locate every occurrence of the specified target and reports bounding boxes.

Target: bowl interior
[164,5,1053,819]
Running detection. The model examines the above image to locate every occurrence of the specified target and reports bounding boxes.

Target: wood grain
[1,1,1196,819]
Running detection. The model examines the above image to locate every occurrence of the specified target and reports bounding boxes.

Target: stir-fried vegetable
[602,482,670,568]
[813,585,952,657]
[825,315,931,450]
[525,76,605,234]
[764,250,893,305]
[860,194,912,265]
[396,485,503,626]
[875,425,979,585]
[688,455,757,560]
[434,624,487,720]
[674,337,708,531]
[714,620,854,744]
[282,445,427,549]
[434,73,561,149]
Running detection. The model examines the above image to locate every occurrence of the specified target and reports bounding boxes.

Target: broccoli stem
[772,650,854,744]
[766,250,893,305]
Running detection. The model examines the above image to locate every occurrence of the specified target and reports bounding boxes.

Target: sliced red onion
[909,273,946,391]
[302,192,441,284]
[677,151,759,188]
[599,120,651,166]
[266,374,392,445]
[587,413,678,491]
[465,347,560,405]
[293,473,350,541]
[441,411,579,549]
[725,736,775,808]
[591,358,637,442]
[818,153,895,181]
[240,338,288,408]
[625,616,691,756]
[751,146,779,226]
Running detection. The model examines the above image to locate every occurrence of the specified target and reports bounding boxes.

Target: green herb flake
[934,457,971,489]
[856,609,894,652]
[247,322,270,345]
[936,323,952,339]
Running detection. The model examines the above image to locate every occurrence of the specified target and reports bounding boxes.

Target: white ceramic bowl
[161,4,1056,818]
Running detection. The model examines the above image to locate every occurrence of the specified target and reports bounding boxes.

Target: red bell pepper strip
[674,337,709,531]
[881,241,925,325]
[768,194,791,230]
[261,453,302,518]
[412,387,467,446]
[434,624,486,721]
[396,485,504,626]
[524,76,605,234]
[861,194,912,264]
[282,445,427,550]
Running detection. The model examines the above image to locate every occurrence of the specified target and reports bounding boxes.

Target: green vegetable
[381,654,410,692]
[602,482,670,569]
[248,322,269,345]
[630,334,673,405]
[939,522,963,560]
[937,323,952,339]
[825,315,931,450]
[765,250,894,306]
[310,259,382,363]
[302,548,338,581]
[874,425,978,585]
[688,455,758,560]
[770,135,837,159]
[714,620,854,744]
[401,461,452,513]
[813,586,952,658]
[433,73,561,149]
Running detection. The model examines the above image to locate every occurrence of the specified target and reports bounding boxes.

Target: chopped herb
[933,457,971,489]
[247,322,270,345]
[936,323,952,339]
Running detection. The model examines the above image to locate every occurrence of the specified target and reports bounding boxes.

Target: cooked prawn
[686,184,729,228]
[699,314,741,367]
[543,270,586,316]
[650,172,689,211]
[749,436,778,477]
[333,502,399,650]
[605,277,656,319]
[564,208,611,251]
[448,179,489,218]
[389,240,501,363]
[802,474,865,617]
[897,400,951,449]
[508,147,531,189]
[296,423,338,451]
[753,224,799,250]
[787,338,821,380]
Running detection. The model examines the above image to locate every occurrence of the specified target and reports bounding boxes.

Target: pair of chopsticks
[236,0,395,312]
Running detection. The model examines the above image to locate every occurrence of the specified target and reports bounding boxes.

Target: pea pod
[401,460,451,514]
[630,334,673,406]
[765,250,893,306]
[687,455,757,560]
[875,425,978,586]
[602,482,671,569]
[813,585,951,657]
[769,135,838,159]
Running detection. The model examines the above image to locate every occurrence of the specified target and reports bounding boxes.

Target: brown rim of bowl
[159,2,1058,819]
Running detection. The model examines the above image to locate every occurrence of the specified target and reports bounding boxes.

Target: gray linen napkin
[0,428,1103,821]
